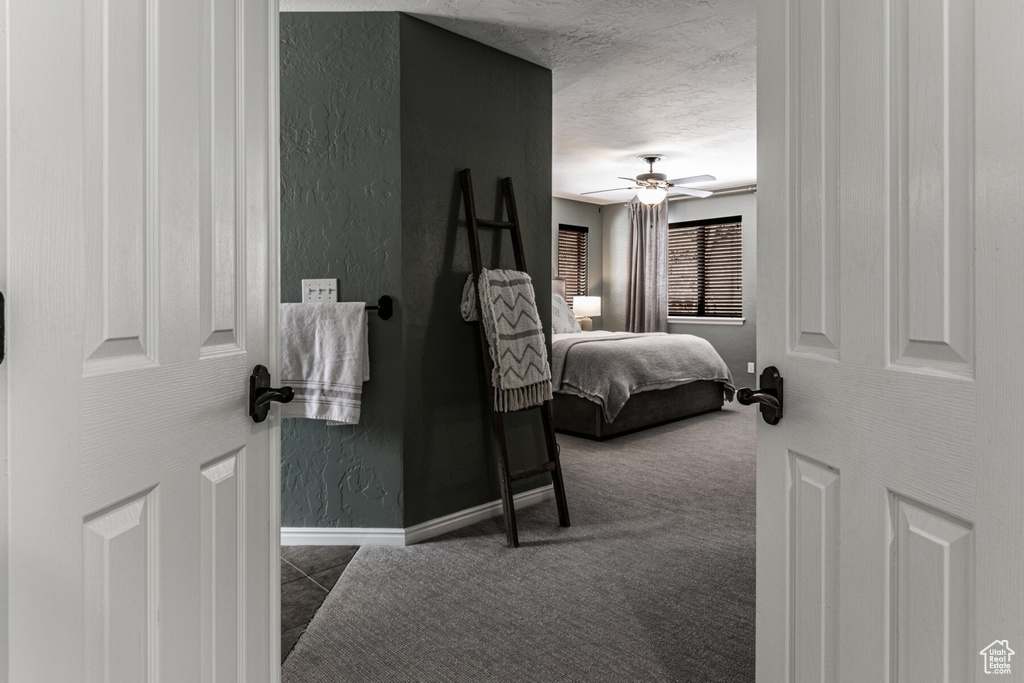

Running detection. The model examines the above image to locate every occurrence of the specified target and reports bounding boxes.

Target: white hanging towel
[279,302,370,425]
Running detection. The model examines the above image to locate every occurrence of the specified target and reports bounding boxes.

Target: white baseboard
[280,484,554,547]
[403,484,554,545]
[280,526,406,547]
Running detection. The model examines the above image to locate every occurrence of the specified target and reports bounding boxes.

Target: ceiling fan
[583,155,716,205]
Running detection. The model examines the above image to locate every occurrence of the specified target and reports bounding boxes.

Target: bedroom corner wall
[603,192,758,384]
[280,12,553,532]
[280,13,405,529]
[552,198,604,329]
[399,15,553,527]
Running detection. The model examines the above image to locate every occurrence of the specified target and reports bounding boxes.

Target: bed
[550,329,736,441]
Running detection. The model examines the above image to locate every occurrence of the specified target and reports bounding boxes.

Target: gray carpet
[283,402,756,682]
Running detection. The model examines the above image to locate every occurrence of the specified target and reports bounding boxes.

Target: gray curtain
[625,198,669,332]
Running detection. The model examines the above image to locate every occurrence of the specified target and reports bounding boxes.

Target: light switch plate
[747,362,756,374]
[302,278,338,303]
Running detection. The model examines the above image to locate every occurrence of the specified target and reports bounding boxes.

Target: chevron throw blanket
[461,269,553,412]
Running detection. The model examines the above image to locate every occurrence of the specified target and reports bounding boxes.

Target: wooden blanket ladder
[460,168,571,547]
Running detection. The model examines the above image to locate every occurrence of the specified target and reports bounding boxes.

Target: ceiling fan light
[636,187,667,205]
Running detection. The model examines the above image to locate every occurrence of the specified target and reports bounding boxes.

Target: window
[668,216,742,318]
[557,224,588,307]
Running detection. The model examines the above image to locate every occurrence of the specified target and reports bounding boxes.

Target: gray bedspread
[551,331,735,422]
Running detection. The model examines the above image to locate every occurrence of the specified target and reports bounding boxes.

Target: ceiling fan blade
[667,186,713,198]
[581,186,636,195]
[667,174,716,185]
[617,176,639,182]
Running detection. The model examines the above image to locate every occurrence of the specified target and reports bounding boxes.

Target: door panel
[82,0,156,370]
[891,0,975,375]
[201,452,242,683]
[7,0,277,681]
[83,493,157,683]
[200,0,245,354]
[790,453,839,683]
[891,496,973,683]
[758,0,1023,680]
[788,0,840,359]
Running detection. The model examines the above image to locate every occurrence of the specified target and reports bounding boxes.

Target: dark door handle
[249,364,294,423]
[736,366,784,425]
[0,291,5,366]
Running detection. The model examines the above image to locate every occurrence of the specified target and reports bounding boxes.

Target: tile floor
[281,545,358,662]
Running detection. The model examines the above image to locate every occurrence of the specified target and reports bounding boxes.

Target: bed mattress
[551,330,735,423]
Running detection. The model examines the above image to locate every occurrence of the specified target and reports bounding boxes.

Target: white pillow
[551,293,582,334]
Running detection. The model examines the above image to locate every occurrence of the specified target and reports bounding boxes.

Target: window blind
[668,217,742,318]
[557,225,589,307]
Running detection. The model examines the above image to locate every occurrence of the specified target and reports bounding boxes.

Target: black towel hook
[365,295,393,320]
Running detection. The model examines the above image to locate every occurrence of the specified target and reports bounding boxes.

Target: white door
[7,0,279,681]
[758,0,1024,680]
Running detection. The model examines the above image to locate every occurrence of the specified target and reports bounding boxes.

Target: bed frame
[552,381,724,441]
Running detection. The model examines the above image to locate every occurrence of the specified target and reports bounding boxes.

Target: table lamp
[572,296,601,331]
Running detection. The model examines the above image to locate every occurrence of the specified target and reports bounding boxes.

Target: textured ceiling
[280,0,757,205]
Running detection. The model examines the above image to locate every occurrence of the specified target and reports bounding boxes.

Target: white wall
[602,192,758,383]
[551,197,604,328]
[602,201,630,331]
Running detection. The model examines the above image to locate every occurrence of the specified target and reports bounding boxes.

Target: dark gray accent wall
[280,13,553,529]
[280,13,404,528]
[399,15,553,527]
[552,198,604,329]
[603,193,757,384]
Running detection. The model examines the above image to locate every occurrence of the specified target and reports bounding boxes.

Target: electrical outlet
[747,362,756,374]
[302,278,338,303]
